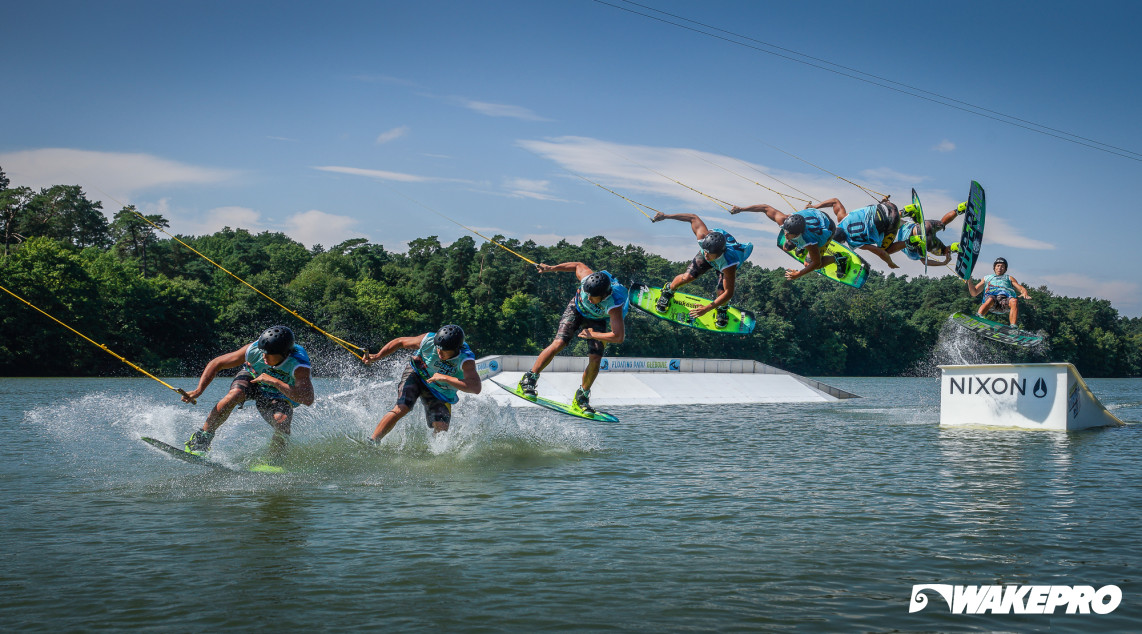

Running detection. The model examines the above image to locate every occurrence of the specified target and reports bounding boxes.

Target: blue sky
[3,1,1141,315]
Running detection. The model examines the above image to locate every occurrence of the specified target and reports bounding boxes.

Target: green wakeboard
[492,380,619,423]
[954,181,986,280]
[629,282,755,334]
[904,188,928,273]
[140,436,285,473]
[777,230,870,288]
[950,312,1044,347]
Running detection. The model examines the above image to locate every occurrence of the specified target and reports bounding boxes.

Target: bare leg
[581,353,603,391]
[978,297,996,317]
[1008,298,1019,326]
[203,387,247,433]
[264,410,291,460]
[371,404,411,441]
[668,270,699,292]
[530,338,568,374]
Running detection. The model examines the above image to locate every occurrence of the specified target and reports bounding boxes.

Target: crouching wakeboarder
[363,324,480,442]
[517,262,628,414]
[182,325,314,462]
[652,211,753,327]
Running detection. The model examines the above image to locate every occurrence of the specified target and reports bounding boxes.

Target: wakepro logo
[909,584,1121,615]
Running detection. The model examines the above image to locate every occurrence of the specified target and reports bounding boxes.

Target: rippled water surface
[2,374,1140,631]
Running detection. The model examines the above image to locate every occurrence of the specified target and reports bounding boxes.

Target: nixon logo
[949,376,1026,396]
[1033,378,1049,398]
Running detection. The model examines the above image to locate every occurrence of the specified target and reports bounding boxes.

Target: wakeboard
[777,230,870,288]
[629,282,755,334]
[950,312,1044,347]
[140,436,285,473]
[492,380,619,423]
[954,181,986,280]
[905,188,928,273]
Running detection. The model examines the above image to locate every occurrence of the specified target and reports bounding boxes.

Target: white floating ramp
[939,363,1123,431]
[475,355,858,406]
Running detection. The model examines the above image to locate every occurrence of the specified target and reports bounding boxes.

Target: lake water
[2,372,1140,632]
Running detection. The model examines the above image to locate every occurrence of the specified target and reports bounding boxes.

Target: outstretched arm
[363,335,424,364]
[536,261,595,281]
[966,278,985,297]
[859,245,899,269]
[182,345,250,402]
[1010,277,1031,299]
[810,198,847,220]
[652,212,710,239]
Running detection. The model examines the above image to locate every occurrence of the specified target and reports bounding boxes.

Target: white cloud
[460,99,549,121]
[0,148,236,212]
[267,136,298,142]
[173,206,268,236]
[518,136,849,215]
[313,165,473,184]
[375,126,409,144]
[934,139,956,152]
[500,178,572,201]
[285,210,368,248]
[984,215,1055,250]
[1040,273,1139,308]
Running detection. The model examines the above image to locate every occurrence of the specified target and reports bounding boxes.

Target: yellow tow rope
[0,282,196,403]
[761,141,890,203]
[128,210,367,361]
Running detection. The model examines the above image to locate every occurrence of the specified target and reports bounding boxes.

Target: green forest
[3,170,1141,378]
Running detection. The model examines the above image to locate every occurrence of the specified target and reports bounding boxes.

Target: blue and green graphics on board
[954,181,986,280]
[776,231,870,288]
[493,380,619,422]
[629,283,755,334]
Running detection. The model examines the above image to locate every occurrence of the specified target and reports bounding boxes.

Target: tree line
[2,169,1140,378]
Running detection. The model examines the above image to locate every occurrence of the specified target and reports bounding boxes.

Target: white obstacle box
[939,363,1123,431]
[474,355,858,406]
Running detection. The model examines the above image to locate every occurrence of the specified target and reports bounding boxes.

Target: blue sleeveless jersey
[574,270,630,320]
[787,209,835,250]
[984,273,1016,297]
[242,341,311,405]
[895,221,924,261]
[836,205,886,248]
[698,228,754,271]
[412,332,476,404]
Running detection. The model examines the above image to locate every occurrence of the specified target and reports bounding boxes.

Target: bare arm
[966,278,985,297]
[652,212,710,240]
[428,360,482,395]
[182,345,250,402]
[729,203,779,215]
[363,335,424,364]
[811,198,847,219]
[536,261,595,281]
[786,244,823,280]
[860,245,899,269]
[1010,277,1031,299]
[579,308,626,344]
[253,366,315,406]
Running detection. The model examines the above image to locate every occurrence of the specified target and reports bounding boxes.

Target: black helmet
[994,257,1008,268]
[874,202,900,235]
[782,215,806,236]
[699,231,726,255]
[434,324,465,351]
[258,325,295,355]
[581,272,612,298]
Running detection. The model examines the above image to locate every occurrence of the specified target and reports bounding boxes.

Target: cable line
[760,142,889,203]
[127,210,367,360]
[607,149,734,210]
[684,150,812,212]
[592,0,1142,163]
[0,282,197,403]
[376,184,541,266]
